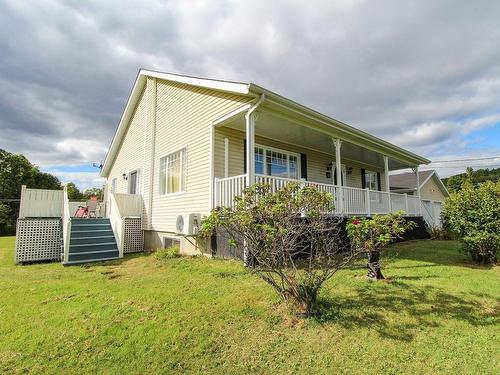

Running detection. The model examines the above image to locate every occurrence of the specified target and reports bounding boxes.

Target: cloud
[1,0,500,181]
[44,168,105,191]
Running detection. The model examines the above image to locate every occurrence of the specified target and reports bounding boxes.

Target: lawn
[0,237,498,374]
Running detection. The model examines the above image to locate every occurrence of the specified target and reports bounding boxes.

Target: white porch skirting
[15,218,62,263]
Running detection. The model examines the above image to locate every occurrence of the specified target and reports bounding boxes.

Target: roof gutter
[246,93,265,118]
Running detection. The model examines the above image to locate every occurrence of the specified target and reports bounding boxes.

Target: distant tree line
[0,149,103,235]
[442,167,500,193]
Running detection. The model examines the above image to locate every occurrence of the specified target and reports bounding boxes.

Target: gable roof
[389,170,449,197]
[101,69,430,176]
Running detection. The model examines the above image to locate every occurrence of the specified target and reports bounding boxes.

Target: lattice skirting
[123,217,143,253]
[15,219,62,263]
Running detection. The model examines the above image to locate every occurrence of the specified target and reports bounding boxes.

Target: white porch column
[245,112,256,187]
[415,165,421,197]
[224,137,229,178]
[384,155,391,212]
[333,138,343,214]
[415,165,422,215]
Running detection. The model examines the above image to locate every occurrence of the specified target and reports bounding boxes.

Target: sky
[1,0,500,189]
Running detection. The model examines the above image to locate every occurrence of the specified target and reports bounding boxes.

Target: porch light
[122,173,128,180]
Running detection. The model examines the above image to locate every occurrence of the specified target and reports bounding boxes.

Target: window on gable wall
[160,148,186,195]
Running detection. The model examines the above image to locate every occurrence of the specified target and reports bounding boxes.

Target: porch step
[71,229,114,238]
[72,218,110,224]
[70,235,116,246]
[64,218,120,265]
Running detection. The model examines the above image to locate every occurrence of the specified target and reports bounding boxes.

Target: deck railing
[62,185,71,263]
[18,186,64,218]
[108,193,143,258]
[214,174,422,217]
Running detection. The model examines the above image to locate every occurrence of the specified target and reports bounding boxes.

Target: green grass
[0,237,498,374]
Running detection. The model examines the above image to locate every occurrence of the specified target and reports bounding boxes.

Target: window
[163,237,180,249]
[255,145,300,179]
[160,148,186,195]
[128,169,141,194]
[364,170,379,191]
[111,178,117,193]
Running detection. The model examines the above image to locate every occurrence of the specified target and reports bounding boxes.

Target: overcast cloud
[1,0,500,188]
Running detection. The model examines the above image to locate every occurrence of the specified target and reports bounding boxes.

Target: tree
[346,213,416,280]
[201,183,364,317]
[443,167,500,193]
[66,182,85,201]
[0,149,62,234]
[443,180,500,264]
[0,203,15,235]
[83,187,103,200]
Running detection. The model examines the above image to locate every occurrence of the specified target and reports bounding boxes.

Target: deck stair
[64,218,120,265]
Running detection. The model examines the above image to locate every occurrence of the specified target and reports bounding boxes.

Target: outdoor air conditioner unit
[175,213,201,235]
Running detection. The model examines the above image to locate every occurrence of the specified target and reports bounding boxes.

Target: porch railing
[214,174,421,217]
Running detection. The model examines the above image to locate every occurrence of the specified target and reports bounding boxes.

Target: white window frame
[364,170,379,192]
[128,168,142,195]
[255,144,301,179]
[111,178,117,194]
[159,147,187,196]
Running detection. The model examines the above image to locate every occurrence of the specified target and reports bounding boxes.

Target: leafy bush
[443,180,500,264]
[201,183,363,317]
[154,246,180,262]
[346,212,416,279]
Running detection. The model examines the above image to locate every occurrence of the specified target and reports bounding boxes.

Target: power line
[421,164,500,169]
[429,156,500,163]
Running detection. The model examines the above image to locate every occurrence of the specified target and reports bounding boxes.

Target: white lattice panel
[15,219,62,263]
[123,217,143,253]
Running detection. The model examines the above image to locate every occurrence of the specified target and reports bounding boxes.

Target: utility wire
[429,156,500,163]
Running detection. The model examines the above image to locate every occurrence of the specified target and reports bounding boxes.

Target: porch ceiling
[219,108,413,170]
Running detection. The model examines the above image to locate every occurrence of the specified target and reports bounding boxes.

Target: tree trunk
[367,251,384,280]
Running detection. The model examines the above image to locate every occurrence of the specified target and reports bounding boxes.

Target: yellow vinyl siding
[151,80,251,232]
[106,87,147,195]
[420,177,446,201]
[214,126,387,190]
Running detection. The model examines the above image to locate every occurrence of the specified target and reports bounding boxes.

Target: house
[14,69,438,264]
[99,69,433,255]
[390,170,449,228]
[389,170,449,202]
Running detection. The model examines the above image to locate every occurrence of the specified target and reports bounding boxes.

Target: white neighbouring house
[99,69,436,255]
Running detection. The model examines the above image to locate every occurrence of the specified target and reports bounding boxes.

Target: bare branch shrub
[201,183,365,317]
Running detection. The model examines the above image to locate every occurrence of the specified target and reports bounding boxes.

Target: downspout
[245,94,265,187]
[243,93,265,266]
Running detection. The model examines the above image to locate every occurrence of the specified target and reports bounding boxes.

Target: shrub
[201,183,364,317]
[443,180,500,264]
[346,212,416,280]
[154,246,180,262]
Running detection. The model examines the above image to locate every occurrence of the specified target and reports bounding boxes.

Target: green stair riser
[70,230,114,238]
[70,236,116,246]
[69,243,118,253]
[68,250,119,262]
[71,224,112,232]
[71,218,110,224]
